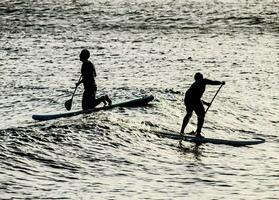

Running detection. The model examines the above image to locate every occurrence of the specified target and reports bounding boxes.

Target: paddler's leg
[196,116,204,137]
[82,88,104,110]
[180,106,193,134]
[195,101,205,137]
[104,95,112,105]
[92,86,107,106]
[92,96,107,107]
[82,91,94,110]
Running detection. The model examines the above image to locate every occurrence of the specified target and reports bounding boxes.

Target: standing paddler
[180,72,225,137]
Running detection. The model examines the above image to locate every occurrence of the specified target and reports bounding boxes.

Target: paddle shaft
[205,84,223,114]
[64,75,82,110]
[70,75,82,100]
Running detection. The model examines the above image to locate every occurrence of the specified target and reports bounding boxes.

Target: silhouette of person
[76,49,112,110]
[180,72,225,137]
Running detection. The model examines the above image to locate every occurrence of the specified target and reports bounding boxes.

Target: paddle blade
[65,99,72,111]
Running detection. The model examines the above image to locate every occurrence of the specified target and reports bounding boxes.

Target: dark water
[0,0,278,199]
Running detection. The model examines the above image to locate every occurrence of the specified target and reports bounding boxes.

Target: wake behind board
[32,95,154,121]
[155,131,265,147]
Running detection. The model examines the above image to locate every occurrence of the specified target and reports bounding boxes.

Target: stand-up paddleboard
[154,131,265,147]
[32,95,154,121]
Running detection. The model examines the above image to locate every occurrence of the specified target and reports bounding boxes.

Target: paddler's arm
[76,78,83,87]
[204,79,225,85]
[202,100,211,107]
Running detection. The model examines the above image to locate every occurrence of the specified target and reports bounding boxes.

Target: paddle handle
[205,84,223,114]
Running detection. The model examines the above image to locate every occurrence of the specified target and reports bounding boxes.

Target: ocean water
[0,0,278,199]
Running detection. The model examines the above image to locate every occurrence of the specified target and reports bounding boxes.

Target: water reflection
[178,140,202,161]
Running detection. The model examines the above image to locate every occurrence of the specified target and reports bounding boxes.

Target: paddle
[205,83,224,114]
[65,75,82,111]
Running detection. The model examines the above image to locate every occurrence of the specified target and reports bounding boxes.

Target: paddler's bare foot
[188,131,195,135]
[102,96,107,106]
[196,133,204,138]
[105,95,112,105]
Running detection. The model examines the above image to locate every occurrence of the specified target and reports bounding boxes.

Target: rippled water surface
[0,0,278,199]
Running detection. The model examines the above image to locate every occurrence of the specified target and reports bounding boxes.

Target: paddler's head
[194,72,203,81]
[80,49,90,62]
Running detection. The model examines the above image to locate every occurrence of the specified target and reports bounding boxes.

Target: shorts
[185,99,205,118]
